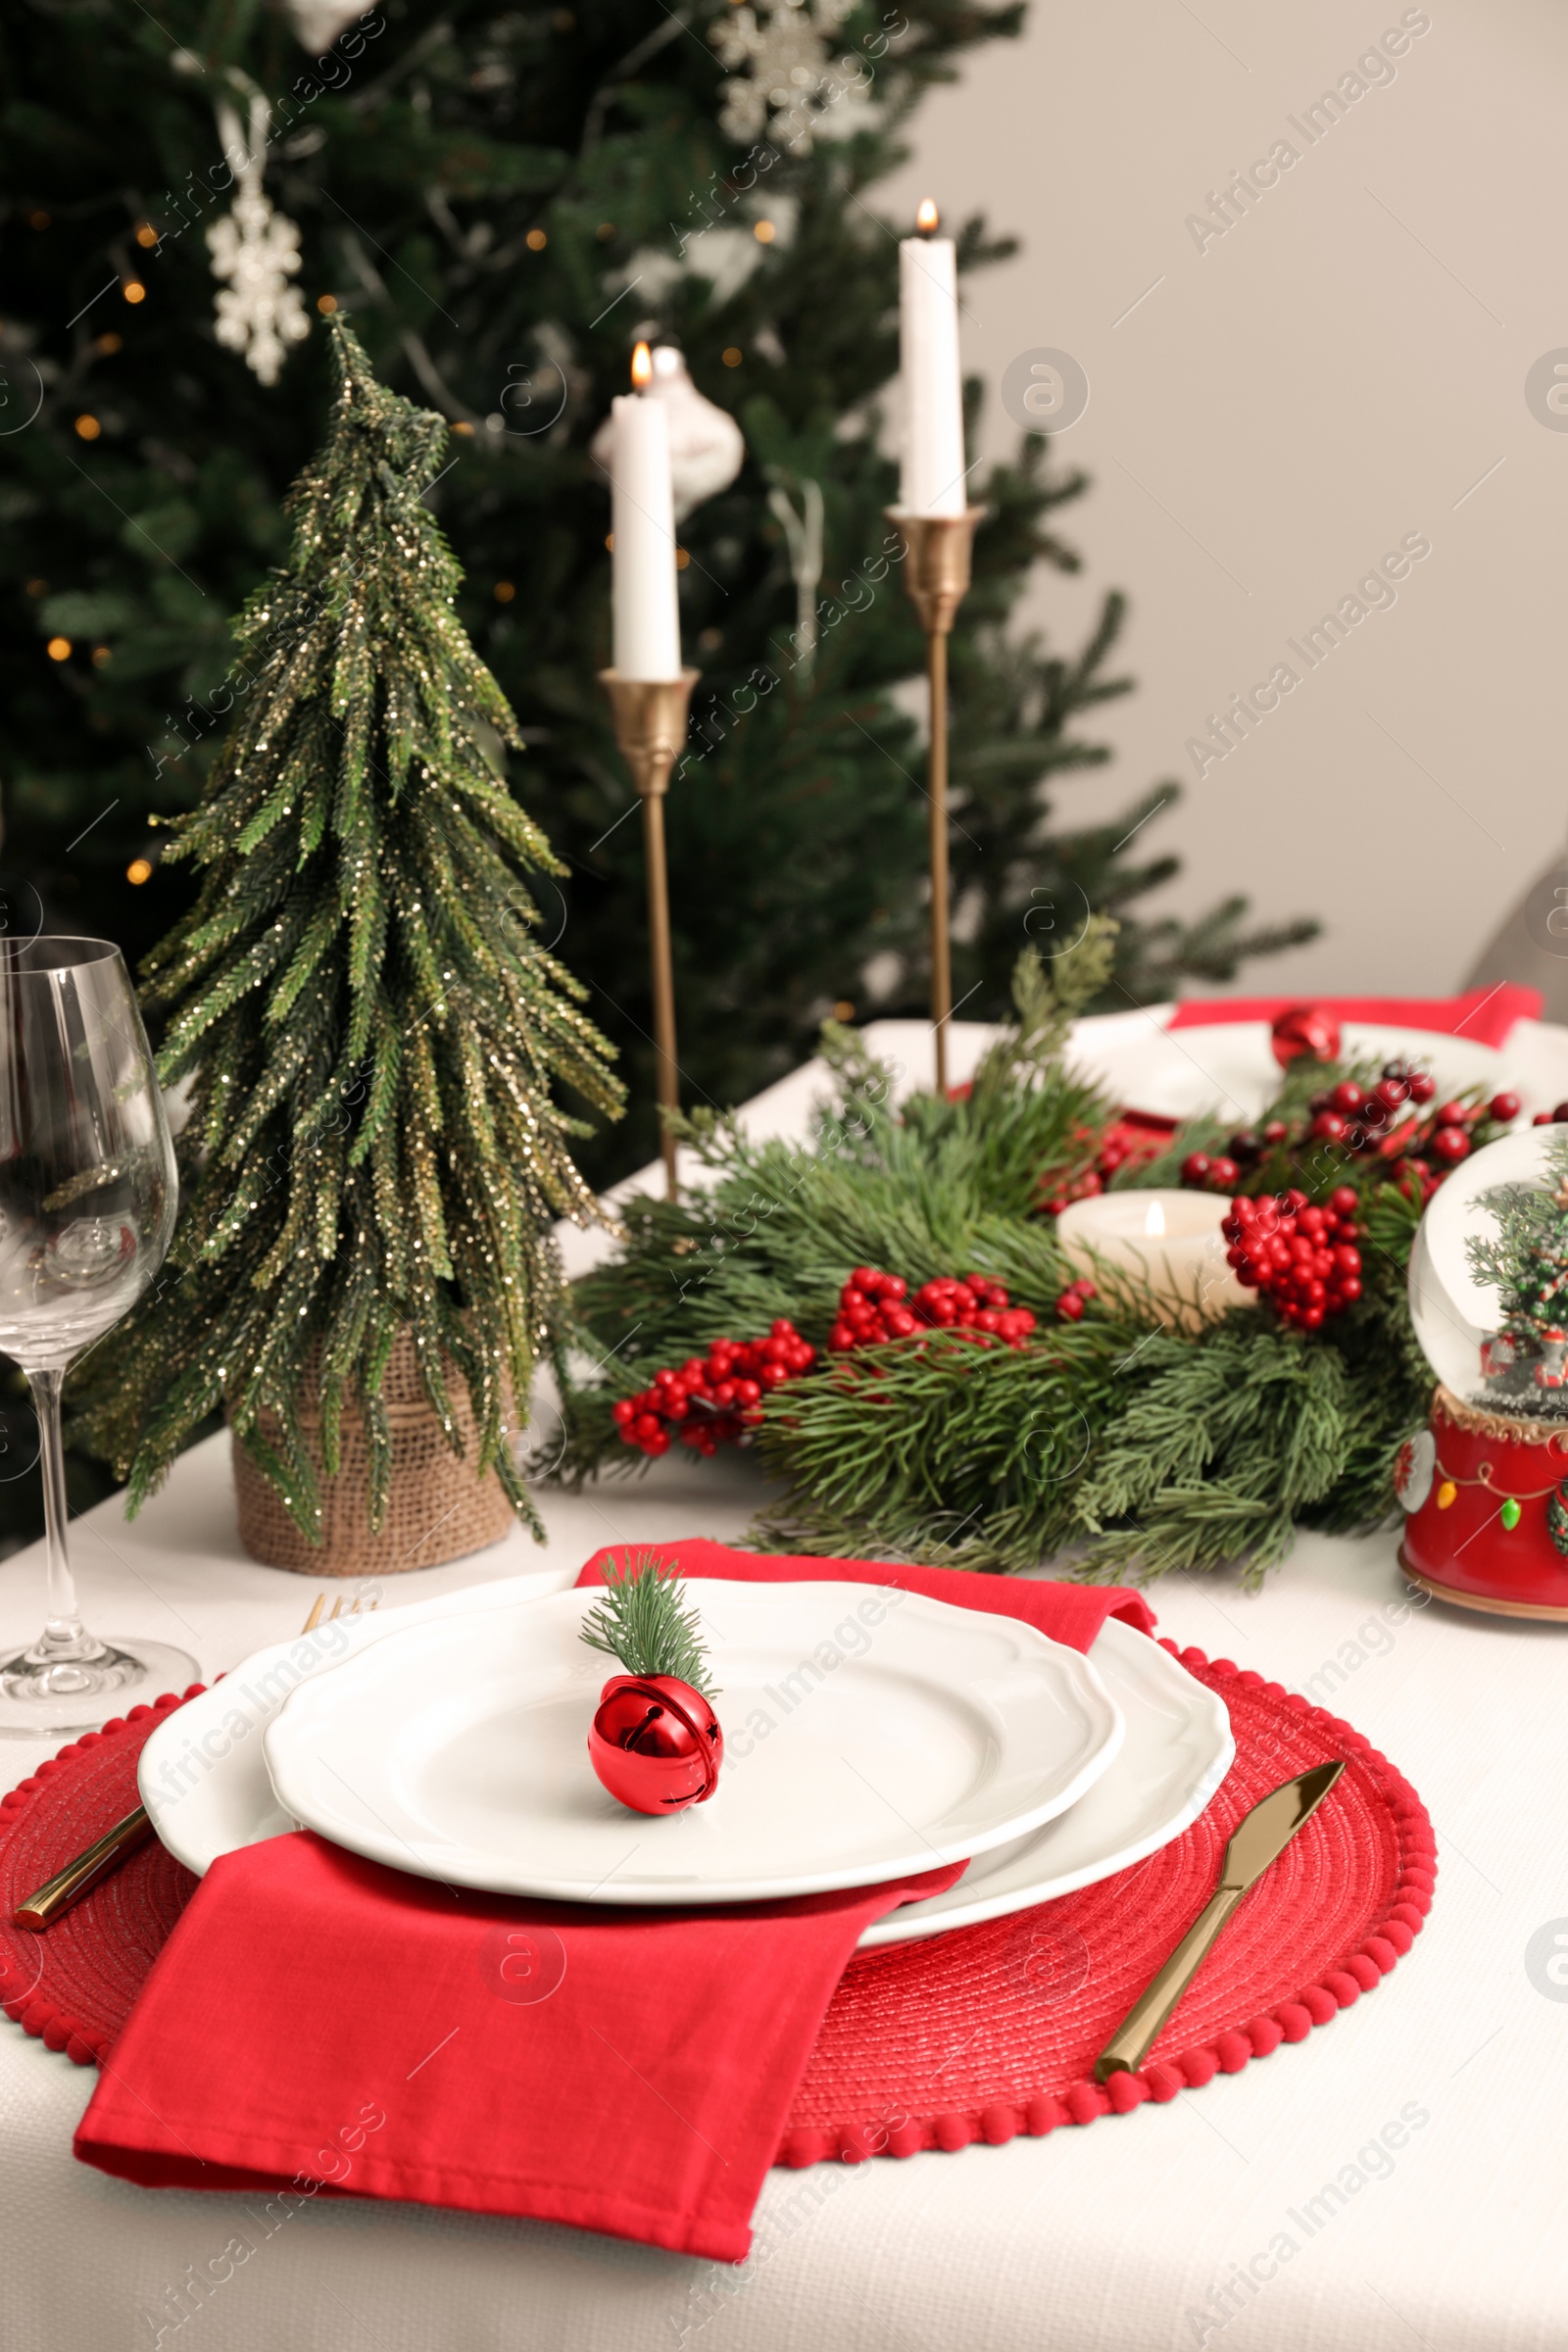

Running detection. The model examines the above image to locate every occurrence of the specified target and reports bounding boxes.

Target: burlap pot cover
[230,1332,514,1575]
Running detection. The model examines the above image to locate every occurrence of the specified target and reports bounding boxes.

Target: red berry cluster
[1221,1186,1364,1330]
[1043,1118,1171,1215]
[1042,1167,1107,1216]
[1377,1086,1516,1201]
[1303,1070,1438,1162]
[1178,1073,1520,1209]
[1307,1071,1519,1181]
[1054,1278,1098,1323]
[1181,1149,1241,1193]
[828,1267,1038,1351]
[1181,1120,1288,1193]
[612,1321,816,1457]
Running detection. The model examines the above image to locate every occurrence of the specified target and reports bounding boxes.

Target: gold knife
[1094,1758,1346,2083]
[12,1805,156,1931]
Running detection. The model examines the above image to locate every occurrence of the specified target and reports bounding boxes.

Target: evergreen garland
[556,924,1445,1586]
[74,321,622,1541]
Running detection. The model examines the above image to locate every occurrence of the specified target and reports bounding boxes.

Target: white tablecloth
[5,1017,1567,2351]
[2,1445,1561,2352]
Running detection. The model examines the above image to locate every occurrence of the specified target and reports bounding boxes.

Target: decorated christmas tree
[0,0,1315,1194]
[74,318,622,1540]
[1469,1135,1568,1418]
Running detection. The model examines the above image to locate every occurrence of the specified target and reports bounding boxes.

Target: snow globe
[1401,1125,1568,1616]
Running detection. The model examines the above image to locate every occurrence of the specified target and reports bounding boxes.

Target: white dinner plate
[258,1582,1124,1904]
[1067,1011,1504,1127]
[140,1577,1230,1943]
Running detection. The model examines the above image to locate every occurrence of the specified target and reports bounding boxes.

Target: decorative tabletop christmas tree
[75,318,622,1564]
[1469,1131,1568,1417]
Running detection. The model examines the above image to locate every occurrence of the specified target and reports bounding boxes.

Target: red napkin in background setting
[576,1538,1156,1649]
[75,1551,1153,2260]
[1166,983,1539,1051]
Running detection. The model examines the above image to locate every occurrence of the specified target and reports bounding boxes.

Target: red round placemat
[0,1691,200,2066]
[0,1647,1434,2159]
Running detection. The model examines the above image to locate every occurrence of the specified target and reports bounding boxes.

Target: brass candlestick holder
[599,667,699,1199]
[887,509,983,1097]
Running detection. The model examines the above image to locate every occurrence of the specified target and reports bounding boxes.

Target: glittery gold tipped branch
[886,509,982,1099]
[598,668,699,1201]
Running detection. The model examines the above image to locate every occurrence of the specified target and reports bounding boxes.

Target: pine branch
[580,1554,718,1698]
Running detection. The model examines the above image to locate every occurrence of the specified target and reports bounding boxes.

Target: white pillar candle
[611,378,682,681]
[1055,1191,1257,1333]
[899,205,967,517]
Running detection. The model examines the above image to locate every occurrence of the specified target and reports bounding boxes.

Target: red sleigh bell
[587,1675,724,1815]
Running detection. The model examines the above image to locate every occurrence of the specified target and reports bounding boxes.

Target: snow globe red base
[1400,1127,1568,1618]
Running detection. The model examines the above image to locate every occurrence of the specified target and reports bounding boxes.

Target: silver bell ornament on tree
[1400,1125,1568,1618]
[580,1555,724,1813]
[590,346,744,520]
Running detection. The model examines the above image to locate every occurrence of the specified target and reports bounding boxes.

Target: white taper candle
[899,207,966,517]
[612,376,682,681]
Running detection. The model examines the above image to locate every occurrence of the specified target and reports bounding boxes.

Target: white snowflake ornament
[207,98,311,387]
[710,0,869,153]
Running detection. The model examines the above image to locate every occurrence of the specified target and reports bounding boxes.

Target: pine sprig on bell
[580,1554,718,1698]
[72,318,623,1539]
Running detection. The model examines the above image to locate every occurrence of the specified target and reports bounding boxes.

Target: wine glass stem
[28,1367,83,1647]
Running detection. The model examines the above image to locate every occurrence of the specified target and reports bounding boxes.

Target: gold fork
[12,1591,379,1931]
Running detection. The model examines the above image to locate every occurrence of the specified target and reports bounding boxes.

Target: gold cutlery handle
[1095,1884,1245,2082]
[10,1592,367,1932]
[13,1803,154,1931]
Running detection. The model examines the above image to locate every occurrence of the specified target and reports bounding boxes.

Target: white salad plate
[1068,1011,1503,1127]
[256,1582,1123,1905]
[140,1574,1231,1942]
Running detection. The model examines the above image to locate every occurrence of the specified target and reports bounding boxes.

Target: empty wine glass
[0,937,195,1736]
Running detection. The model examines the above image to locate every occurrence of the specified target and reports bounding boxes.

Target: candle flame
[1144,1200,1166,1239]
[630,341,652,390]
[916,198,939,235]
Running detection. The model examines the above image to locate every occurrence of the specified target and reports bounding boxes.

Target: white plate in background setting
[1067,1013,1504,1127]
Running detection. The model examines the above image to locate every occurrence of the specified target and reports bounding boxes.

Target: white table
[5,1017,1566,2351]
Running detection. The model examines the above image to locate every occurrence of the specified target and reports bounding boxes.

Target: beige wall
[881,0,1568,996]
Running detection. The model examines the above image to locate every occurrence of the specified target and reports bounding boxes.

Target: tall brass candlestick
[887,509,982,1097]
[599,667,699,1199]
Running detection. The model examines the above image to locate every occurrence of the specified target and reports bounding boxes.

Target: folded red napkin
[75,1548,1154,2259]
[1167,983,1539,1051]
